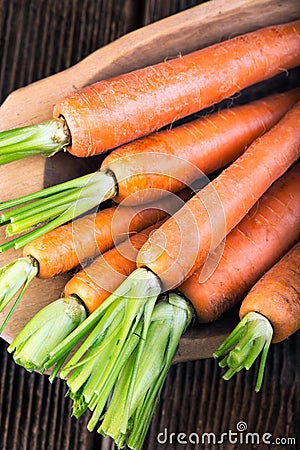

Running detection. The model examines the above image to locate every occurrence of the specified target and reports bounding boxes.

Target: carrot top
[213,312,273,392]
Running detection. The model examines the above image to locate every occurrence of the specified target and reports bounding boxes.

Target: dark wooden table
[0,1,299,449]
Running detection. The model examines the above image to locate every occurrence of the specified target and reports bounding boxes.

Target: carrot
[35,162,300,328]
[239,241,300,343]
[179,163,300,322]
[1,89,298,251]
[1,20,300,164]
[214,241,300,392]
[137,100,300,289]
[64,221,165,313]
[50,162,300,317]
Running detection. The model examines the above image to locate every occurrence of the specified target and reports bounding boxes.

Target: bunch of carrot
[1,88,298,322]
[0,19,299,450]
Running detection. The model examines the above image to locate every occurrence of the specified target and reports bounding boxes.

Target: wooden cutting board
[0,0,299,362]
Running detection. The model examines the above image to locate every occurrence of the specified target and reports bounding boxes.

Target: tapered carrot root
[103,89,300,204]
[137,101,300,289]
[22,200,170,279]
[179,163,300,322]
[240,242,300,343]
[54,20,300,157]
[64,222,164,313]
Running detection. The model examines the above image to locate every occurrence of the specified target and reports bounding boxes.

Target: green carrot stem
[0,172,96,212]
[6,204,68,235]
[0,119,70,165]
[99,292,194,450]
[44,269,160,373]
[42,268,161,433]
[60,297,126,376]
[213,312,273,392]
[7,295,86,372]
[0,170,117,251]
[0,150,48,165]
[255,337,272,392]
[0,257,38,331]
[0,189,77,224]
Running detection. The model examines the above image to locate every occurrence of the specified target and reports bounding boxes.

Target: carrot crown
[9,268,193,449]
[0,119,69,165]
[99,292,193,450]
[213,311,273,392]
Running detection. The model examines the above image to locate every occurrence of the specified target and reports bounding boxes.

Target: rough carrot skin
[179,164,300,323]
[239,241,300,343]
[53,20,300,157]
[137,101,300,290]
[102,90,300,204]
[64,222,163,313]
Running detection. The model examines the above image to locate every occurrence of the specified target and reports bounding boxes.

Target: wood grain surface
[0,1,299,449]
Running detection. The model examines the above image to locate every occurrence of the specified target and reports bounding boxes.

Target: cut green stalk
[0,119,70,164]
[8,267,160,380]
[0,170,117,251]
[59,268,161,431]
[0,256,38,332]
[98,292,194,450]
[6,204,68,235]
[213,311,273,392]
[7,295,86,372]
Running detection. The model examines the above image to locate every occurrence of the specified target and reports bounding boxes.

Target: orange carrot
[8,91,300,448]
[64,222,164,313]
[102,90,300,204]
[214,241,300,392]
[22,196,175,279]
[239,241,300,344]
[55,20,300,157]
[179,163,300,322]
[1,20,300,165]
[137,101,300,290]
[1,90,299,252]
